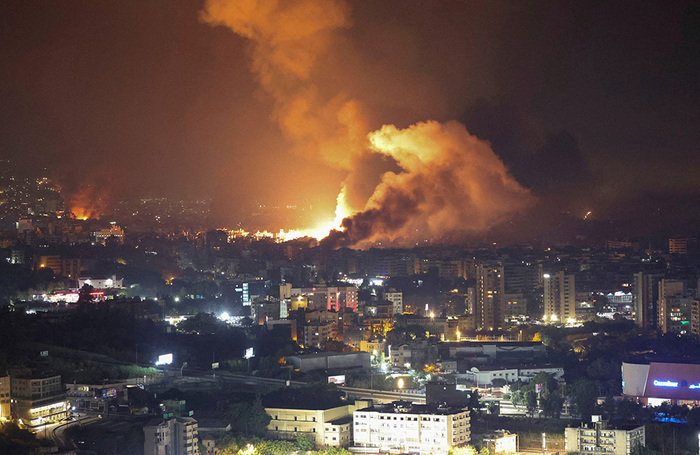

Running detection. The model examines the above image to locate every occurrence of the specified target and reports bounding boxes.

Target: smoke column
[203,0,534,247]
[324,121,534,247]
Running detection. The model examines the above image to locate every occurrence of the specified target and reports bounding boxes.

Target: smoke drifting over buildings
[203,0,533,247]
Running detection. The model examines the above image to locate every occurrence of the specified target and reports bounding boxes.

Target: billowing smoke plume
[201,0,367,172]
[323,121,534,247]
[203,0,534,247]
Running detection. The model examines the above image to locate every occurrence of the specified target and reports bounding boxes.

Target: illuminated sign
[689,384,700,389]
[653,380,679,388]
[328,375,346,385]
[244,348,254,359]
[156,353,173,366]
[101,387,117,398]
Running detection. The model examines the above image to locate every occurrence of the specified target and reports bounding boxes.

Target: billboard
[156,353,173,366]
[328,375,346,386]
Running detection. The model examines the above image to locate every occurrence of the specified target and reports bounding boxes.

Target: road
[44,415,101,449]
[178,371,428,404]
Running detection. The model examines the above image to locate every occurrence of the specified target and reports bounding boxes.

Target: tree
[487,401,500,415]
[540,393,564,418]
[78,283,95,305]
[227,397,271,437]
[525,390,538,417]
[466,389,484,416]
[570,379,598,420]
[295,434,315,451]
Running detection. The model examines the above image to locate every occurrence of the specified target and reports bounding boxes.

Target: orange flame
[69,191,101,220]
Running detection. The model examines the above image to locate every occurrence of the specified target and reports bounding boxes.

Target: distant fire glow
[229,201,351,242]
[203,0,533,247]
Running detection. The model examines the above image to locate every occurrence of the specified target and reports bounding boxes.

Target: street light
[398,378,404,402]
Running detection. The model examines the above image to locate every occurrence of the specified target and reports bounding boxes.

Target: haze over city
[2,0,699,245]
[2,2,700,455]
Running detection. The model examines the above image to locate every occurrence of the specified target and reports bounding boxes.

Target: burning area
[203,0,534,247]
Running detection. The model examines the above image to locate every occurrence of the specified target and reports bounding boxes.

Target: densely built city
[2,165,700,455]
[2,1,700,454]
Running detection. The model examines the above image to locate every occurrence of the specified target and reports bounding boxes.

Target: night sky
[2,0,699,239]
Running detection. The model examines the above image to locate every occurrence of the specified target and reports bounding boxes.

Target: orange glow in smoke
[230,199,351,243]
[70,206,99,221]
[69,189,101,220]
[203,0,534,247]
[277,192,351,241]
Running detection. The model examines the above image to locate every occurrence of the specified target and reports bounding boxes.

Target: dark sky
[1,0,699,233]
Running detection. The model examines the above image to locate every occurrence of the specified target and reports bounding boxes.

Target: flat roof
[328,415,353,425]
[357,401,467,416]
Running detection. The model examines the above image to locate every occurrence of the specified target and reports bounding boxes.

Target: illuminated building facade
[622,361,700,406]
[565,416,644,455]
[11,375,69,429]
[78,275,123,289]
[66,381,126,413]
[475,261,505,330]
[0,376,10,420]
[383,290,403,315]
[353,401,470,455]
[657,279,690,333]
[94,223,124,245]
[288,285,357,312]
[543,271,576,323]
[265,401,368,448]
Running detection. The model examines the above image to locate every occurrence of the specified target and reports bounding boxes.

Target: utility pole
[542,432,546,455]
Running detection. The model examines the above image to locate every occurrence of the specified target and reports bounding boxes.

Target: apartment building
[565,416,644,455]
[353,401,470,455]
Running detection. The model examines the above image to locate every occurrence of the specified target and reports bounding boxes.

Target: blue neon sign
[653,380,679,388]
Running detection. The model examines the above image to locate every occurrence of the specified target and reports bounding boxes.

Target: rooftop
[357,400,468,416]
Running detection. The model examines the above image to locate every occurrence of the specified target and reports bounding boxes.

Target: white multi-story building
[78,275,124,290]
[543,271,576,323]
[266,400,369,448]
[144,417,199,455]
[465,365,565,387]
[383,291,404,315]
[353,402,470,455]
[565,416,644,455]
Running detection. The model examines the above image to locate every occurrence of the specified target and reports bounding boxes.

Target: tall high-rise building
[633,272,662,329]
[657,279,689,333]
[543,271,575,323]
[475,261,505,330]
